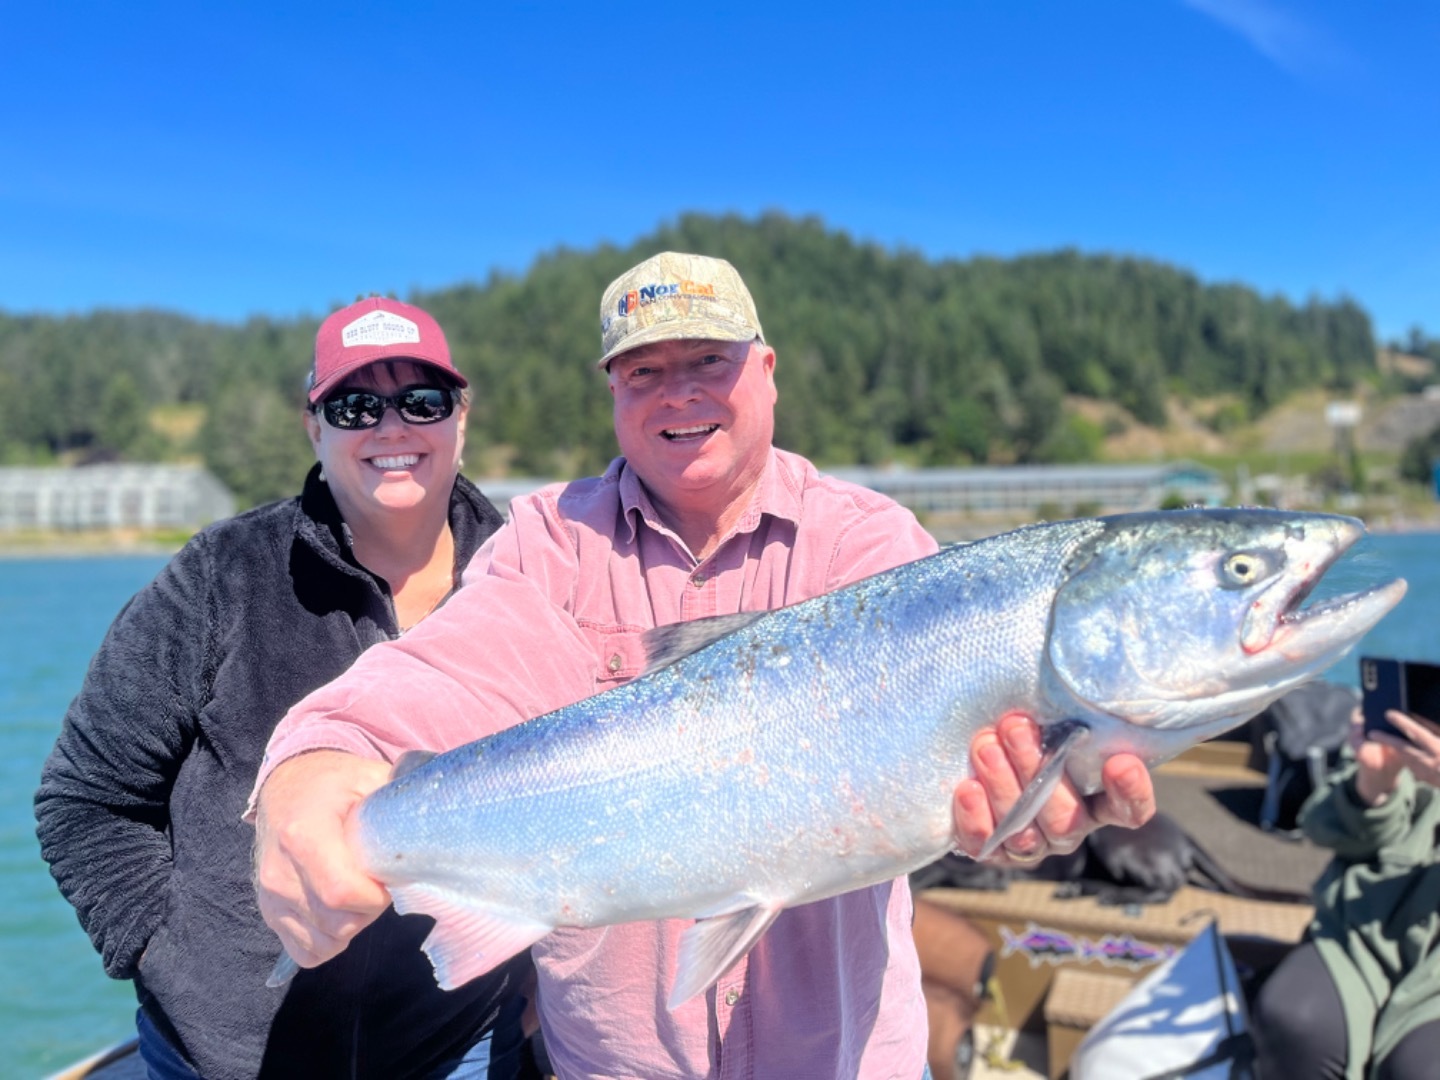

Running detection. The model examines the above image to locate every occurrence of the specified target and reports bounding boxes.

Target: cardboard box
[920,882,1310,1046]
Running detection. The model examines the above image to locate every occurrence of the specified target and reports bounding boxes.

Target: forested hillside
[0,213,1382,509]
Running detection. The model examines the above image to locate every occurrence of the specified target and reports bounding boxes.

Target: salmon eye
[1221,551,1264,587]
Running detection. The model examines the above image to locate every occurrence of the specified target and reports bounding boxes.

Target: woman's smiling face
[306,359,467,524]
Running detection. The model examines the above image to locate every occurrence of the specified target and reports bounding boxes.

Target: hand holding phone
[1360,657,1440,742]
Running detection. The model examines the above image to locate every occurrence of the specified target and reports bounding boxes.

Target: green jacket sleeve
[1301,760,1424,862]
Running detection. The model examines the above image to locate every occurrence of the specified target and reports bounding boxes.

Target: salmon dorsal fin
[640,612,768,676]
[390,749,438,781]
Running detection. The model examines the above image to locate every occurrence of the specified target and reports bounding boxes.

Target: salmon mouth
[1266,577,1407,664]
[1240,517,1362,655]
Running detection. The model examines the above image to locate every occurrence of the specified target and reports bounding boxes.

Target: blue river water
[0,532,1437,1076]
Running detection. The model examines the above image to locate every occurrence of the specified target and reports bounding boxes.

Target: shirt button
[607,654,622,673]
[724,989,739,1006]
[691,574,707,588]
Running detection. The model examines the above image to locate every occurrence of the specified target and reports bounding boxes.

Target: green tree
[200,380,312,508]
[0,211,1387,478]
[96,373,148,456]
[1400,425,1440,487]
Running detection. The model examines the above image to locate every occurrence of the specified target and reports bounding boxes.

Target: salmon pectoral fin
[976,720,1091,861]
[668,902,783,1011]
[390,883,551,991]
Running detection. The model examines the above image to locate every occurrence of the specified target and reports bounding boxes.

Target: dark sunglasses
[316,385,459,430]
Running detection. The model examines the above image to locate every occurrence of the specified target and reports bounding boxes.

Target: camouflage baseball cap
[597,252,765,369]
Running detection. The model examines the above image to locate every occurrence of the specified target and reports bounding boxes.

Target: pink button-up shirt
[253,447,937,1079]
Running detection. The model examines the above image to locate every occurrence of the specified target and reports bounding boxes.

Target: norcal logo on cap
[615,279,718,317]
[342,310,422,349]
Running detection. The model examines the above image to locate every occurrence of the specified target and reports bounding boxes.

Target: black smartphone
[1360,656,1440,741]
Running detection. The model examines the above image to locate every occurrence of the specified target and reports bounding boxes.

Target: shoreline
[0,537,184,560]
[5,514,1439,560]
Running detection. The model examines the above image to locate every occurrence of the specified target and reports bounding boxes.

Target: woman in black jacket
[36,297,537,1079]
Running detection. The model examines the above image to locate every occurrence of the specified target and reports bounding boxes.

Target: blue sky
[5,1,1436,341]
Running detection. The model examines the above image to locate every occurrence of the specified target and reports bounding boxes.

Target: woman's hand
[1353,705,1440,804]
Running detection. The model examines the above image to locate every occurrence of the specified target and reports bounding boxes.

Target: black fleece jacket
[36,466,534,1079]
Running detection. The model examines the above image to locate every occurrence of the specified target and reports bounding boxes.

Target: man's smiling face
[607,337,777,522]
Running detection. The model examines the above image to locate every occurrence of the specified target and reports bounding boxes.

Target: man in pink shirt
[250,252,1155,1079]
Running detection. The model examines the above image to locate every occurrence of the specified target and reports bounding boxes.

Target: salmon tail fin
[976,720,1091,861]
[668,902,783,1010]
[390,882,551,991]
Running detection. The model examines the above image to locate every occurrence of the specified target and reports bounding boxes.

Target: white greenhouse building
[0,465,236,532]
[823,461,1229,516]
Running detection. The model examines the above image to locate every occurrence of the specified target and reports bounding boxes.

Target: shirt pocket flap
[579,622,648,686]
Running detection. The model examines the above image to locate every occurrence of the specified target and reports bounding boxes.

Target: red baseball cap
[308,296,467,403]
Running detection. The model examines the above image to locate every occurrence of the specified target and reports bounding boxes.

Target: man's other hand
[950,714,1156,866]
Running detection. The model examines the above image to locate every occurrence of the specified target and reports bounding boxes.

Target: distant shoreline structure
[5,457,1436,555]
[5,511,1437,561]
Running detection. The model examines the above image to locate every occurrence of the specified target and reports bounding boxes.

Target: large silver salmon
[353,509,1404,1006]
